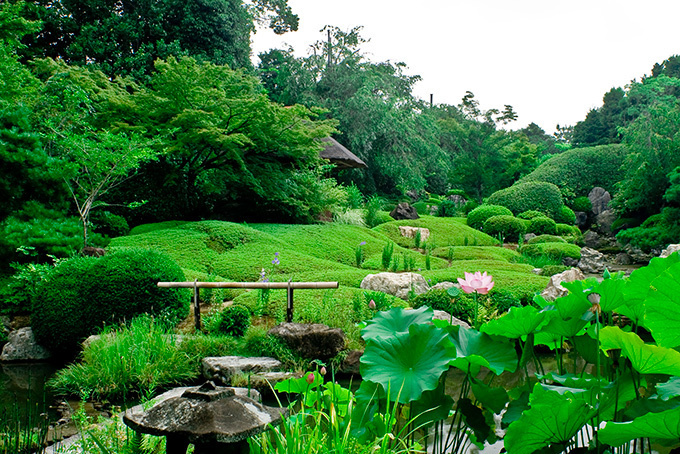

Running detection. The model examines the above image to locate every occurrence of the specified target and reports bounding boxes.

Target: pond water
[0,362,60,420]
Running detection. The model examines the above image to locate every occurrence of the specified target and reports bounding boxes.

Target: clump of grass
[48,316,238,401]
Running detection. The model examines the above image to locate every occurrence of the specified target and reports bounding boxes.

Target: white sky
[251,0,680,133]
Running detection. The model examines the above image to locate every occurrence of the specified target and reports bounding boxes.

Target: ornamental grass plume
[457,271,494,295]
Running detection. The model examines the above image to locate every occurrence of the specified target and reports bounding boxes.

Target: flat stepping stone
[202,356,281,385]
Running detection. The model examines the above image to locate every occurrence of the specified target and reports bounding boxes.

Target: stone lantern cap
[123,381,287,446]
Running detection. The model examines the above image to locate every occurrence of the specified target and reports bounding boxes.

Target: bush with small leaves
[555,206,576,225]
[32,248,189,357]
[571,196,592,212]
[488,181,565,220]
[527,235,567,245]
[410,289,474,322]
[210,305,251,337]
[519,242,582,261]
[467,205,513,230]
[436,199,459,217]
[556,223,580,236]
[528,216,557,235]
[483,215,527,242]
[517,210,545,220]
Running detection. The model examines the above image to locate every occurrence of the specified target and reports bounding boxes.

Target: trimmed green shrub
[555,206,576,225]
[467,205,513,230]
[482,215,527,242]
[518,144,627,203]
[527,235,566,245]
[410,289,474,322]
[519,242,582,261]
[517,210,544,220]
[32,248,189,356]
[556,223,580,236]
[539,265,570,276]
[528,216,557,235]
[207,305,251,337]
[436,199,458,217]
[488,181,565,220]
[461,200,479,215]
[490,290,522,313]
[571,196,592,212]
[90,211,130,237]
[370,211,393,227]
[412,201,429,215]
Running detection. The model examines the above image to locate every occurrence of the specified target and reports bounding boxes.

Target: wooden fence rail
[157,281,339,330]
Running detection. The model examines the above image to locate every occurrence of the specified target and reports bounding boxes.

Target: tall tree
[20,0,298,80]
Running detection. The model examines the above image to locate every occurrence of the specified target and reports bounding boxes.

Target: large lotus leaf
[471,379,509,414]
[275,370,323,394]
[534,331,562,350]
[350,380,384,441]
[644,262,680,348]
[572,332,607,365]
[504,385,596,454]
[539,310,588,338]
[559,279,598,318]
[444,325,517,376]
[361,322,450,403]
[600,326,680,375]
[410,381,454,430]
[459,397,496,448]
[481,305,551,340]
[658,376,680,401]
[599,405,680,447]
[621,253,680,325]
[594,276,627,313]
[361,306,433,342]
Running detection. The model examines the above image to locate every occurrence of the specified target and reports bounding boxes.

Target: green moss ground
[110,219,548,344]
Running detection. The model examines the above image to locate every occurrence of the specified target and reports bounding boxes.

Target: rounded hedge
[527,216,557,235]
[487,182,565,220]
[32,248,189,356]
[483,215,527,242]
[556,223,579,236]
[436,199,458,217]
[517,210,544,220]
[467,205,513,230]
[411,289,474,322]
[527,235,566,245]
[571,196,592,213]
[555,206,576,225]
[212,305,251,337]
[519,242,582,261]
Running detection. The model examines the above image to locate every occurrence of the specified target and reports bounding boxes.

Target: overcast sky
[251,0,680,133]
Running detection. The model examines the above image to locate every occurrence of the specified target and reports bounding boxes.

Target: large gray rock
[432,310,470,328]
[202,356,281,385]
[398,226,430,243]
[389,202,419,220]
[660,244,680,258]
[340,350,363,376]
[541,268,586,301]
[583,230,600,249]
[0,327,50,362]
[623,244,653,264]
[430,281,458,292]
[360,272,429,300]
[595,209,617,235]
[588,187,611,216]
[578,247,606,274]
[268,323,346,360]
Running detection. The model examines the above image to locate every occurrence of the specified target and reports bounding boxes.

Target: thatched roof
[320,137,367,169]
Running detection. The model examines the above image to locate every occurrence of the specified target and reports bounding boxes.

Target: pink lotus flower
[458,271,494,295]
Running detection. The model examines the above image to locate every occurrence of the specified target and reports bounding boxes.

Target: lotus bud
[320,366,327,376]
[306,372,315,384]
[369,299,376,310]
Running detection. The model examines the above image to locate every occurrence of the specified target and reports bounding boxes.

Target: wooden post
[193,279,201,332]
[286,279,294,323]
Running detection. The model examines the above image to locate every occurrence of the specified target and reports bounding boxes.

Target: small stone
[660,244,680,259]
[431,310,470,328]
[398,226,430,243]
[615,253,632,265]
[389,202,419,220]
[588,187,611,216]
[340,350,363,376]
